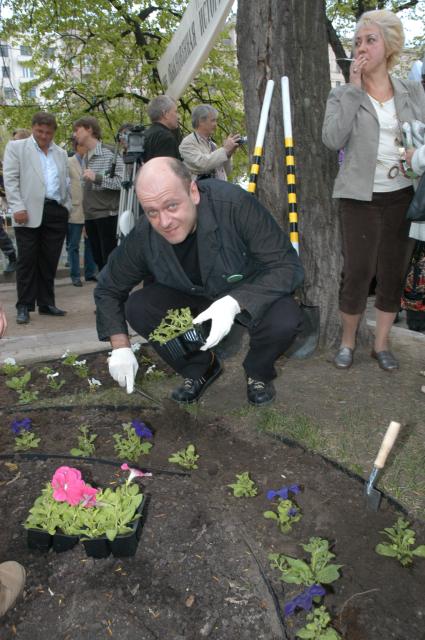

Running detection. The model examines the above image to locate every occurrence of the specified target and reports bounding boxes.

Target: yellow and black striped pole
[281,76,299,254]
[247,80,274,194]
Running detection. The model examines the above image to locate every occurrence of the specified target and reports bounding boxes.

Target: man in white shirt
[3,112,71,324]
[179,104,241,181]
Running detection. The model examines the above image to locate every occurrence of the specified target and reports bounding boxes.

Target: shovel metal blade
[285,304,320,359]
[365,467,382,511]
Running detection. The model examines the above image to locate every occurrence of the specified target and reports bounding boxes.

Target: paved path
[0,268,424,365]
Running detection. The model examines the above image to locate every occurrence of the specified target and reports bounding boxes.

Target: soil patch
[1,397,425,640]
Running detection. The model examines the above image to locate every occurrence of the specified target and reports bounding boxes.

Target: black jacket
[95,179,304,340]
[143,123,182,162]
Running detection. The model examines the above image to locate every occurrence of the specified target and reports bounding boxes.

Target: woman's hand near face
[349,55,367,86]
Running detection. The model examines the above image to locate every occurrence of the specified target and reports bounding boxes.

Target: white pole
[254,79,275,149]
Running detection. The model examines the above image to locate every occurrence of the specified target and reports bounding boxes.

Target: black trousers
[0,219,16,259]
[14,201,68,308]
[85,216,118,272]
[125,283,302,381]
[339,187,414,314]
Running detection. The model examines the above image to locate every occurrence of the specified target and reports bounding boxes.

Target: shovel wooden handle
[374,421,401,469]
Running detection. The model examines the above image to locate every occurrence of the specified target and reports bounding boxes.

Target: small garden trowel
[365,421,401,511]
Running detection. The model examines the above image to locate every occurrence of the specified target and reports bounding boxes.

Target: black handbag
[406,172,425,222]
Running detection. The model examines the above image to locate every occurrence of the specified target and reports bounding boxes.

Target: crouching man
[94,157,304,406]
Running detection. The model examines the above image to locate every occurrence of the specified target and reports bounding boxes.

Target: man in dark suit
[143,95,182,162]
[3,111,71,324]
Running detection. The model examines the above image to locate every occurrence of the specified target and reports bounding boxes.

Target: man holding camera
[179,104,242,181]
[95,157,303,407]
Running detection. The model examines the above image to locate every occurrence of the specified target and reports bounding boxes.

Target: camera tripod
[117,158,143,239]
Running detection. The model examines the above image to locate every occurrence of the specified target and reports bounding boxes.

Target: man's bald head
[137,157,191,194]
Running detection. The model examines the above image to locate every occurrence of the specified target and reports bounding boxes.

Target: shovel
[365,421,401,511]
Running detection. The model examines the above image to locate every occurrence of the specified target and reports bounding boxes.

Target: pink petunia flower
[120,462,152,483]
[51,466,86,506]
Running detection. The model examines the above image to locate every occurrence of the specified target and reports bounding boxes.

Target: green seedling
[70,425,98,457]
[149,307,194,345]
[269,537,342,586]
[61,350,89,378]
[1,358,23,376]
[40,367,65,390]
[228,471,258,497]
[375,517,425,566]
[6,371,39,404]
[14,430,40,451]
[168,444,199,469]
[17,389,39,404]
[296,606,341,640]
[264,498,301,533]
[6,370,31,392]
[113,422,152,462]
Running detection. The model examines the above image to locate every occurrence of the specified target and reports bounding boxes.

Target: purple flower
[288,507,298,517]
[266,484,301,500]
[11,417,32,435]
[131,419,153,439]
[284,584,326,616]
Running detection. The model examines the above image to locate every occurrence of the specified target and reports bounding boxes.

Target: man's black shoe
[247,377,276,406]
[72,279,83,287]
[38,305,67,316]
[85,276,97,282]
[171,355,222,404]
[16,305,30,324]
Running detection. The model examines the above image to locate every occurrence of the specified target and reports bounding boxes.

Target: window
[2,65,10,78]
[0,44,9,57]
[47,47,56,58]
[22,66,34,78]
[20,45,32,56]
[27,87,37,98]
[4,87,15,99]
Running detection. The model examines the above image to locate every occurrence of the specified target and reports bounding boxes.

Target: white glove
[193,295,241,351]
[108,347,139,394]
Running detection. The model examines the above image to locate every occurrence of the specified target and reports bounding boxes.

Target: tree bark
[236,0,343,347]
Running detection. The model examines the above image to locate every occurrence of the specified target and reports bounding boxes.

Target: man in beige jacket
[179,104,241,181]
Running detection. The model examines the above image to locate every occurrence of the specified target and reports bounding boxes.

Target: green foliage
[14,430,40,451]
[0,0,244,162]
[263,498,302,533]
[168,444,199,469]
[70,425,97,457]
[375,517,425,567]
[39,366,65,390]
[269,537,342,587]
[1,360,24,376]
[61,351,90,378]
[6,371,39,404]
[24,482,143,540]
[113,422,152,462]
[149,307,194,345]
[296,606,341,640]
[5,370,31,391]
[228,471,258,497]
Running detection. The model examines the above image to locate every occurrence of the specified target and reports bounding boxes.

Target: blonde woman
[323,10,425,371]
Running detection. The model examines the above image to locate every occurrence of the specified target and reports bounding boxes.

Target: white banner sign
[157,0,234,100]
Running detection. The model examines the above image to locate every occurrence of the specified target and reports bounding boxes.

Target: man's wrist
[110,334,131,349]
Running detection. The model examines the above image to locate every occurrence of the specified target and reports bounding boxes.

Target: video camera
[118,125,146,165]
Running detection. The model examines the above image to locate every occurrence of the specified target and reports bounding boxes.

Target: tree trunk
[236,0,344,348]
